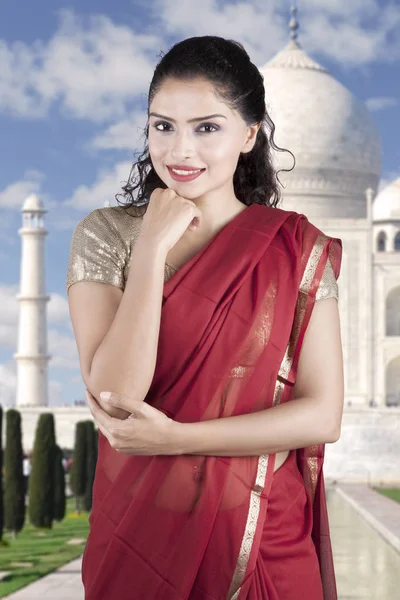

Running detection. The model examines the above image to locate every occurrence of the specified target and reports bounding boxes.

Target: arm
[68,215,167,418]
[173,297,344,456]
[88,234,167,404]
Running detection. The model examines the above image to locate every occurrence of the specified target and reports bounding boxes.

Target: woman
[67,36,343,599]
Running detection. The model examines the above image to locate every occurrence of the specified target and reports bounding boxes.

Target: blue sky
[0,0,399,406]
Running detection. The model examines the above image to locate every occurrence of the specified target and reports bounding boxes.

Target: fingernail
[100,391,111,401]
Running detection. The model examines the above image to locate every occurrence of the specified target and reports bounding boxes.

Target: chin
[170,184,203,197]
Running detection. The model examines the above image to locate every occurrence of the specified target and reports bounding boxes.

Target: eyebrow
[148,112,227,123]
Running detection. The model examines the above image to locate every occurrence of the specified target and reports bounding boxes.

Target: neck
[189,198,247,238]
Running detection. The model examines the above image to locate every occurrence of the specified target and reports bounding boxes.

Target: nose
[169,129,195,160]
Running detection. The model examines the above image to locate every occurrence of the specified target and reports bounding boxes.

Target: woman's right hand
[139,187,203,253]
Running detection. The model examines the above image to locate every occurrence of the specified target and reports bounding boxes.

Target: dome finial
[289,4,300,43]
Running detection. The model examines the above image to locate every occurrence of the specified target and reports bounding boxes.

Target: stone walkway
[337,484,400,552]
[3,485,400,599]
[328,484,400,600]
[2,557,84,600]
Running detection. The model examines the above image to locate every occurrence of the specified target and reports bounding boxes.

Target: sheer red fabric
[246,449,324,599]
[82,202,342,599]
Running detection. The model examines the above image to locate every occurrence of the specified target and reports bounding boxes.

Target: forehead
[150,77,234,117]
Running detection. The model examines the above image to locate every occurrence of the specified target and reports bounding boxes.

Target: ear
[241,122,262,154]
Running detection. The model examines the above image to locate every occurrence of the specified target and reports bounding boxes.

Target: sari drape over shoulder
[80,202,342,600]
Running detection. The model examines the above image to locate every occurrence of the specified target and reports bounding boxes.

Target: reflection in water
[327,488,400,599]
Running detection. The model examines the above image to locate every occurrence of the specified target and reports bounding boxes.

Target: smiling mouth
[168,167,205,174]
[167,166,206,181]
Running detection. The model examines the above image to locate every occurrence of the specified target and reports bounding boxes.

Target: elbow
[327,425,341,443]
[82,369,96,399]
[325,416,342,443]
[83,374,131,420]
[321,395,343,443]
[82,377,101,409]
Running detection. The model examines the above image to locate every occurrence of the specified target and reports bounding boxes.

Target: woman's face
[147,77,260,202]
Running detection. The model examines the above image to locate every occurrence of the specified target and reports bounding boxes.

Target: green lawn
[374,487,400,504]
[0,498,89,598]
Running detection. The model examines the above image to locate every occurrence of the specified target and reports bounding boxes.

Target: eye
[153,121,172,132]
[198,123,219,133]
[152,121,219,133]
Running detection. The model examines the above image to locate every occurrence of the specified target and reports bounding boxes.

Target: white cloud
[0,367,70,408]
[50,216,87,232]
[0,324,18,349]
[48,329,79,370]
[0,285,19,347]
[366,96,398,112]
[291,1,400,67]
[0,361,17,407]
[0,285,71,328]
[153,0,400,69]
[299,0,379,18]
[48,293,71,325]
[0,212,17,246]
[0,170,48,210]
[0,39,48,119]
[152,0,285,65]
[63,160,133,210]
[0,9,161,122]
[49,379,63,406]
[88,109,148,151]
[1,2,399,128]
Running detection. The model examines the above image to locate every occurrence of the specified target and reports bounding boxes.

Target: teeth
[171,168,202,175]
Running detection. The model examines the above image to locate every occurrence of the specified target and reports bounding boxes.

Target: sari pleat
[81,203,342,600]
[246,450,324,599]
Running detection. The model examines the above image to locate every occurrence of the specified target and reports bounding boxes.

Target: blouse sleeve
[315,257,339,301]
[66,208,127,294]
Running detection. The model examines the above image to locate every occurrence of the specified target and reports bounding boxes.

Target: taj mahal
[6,10,400,483]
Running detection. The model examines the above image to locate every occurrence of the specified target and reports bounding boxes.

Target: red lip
[167,166,205,182]
[168,165,205,171]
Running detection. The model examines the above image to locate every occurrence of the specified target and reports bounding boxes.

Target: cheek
[148,131,170,161]
[206,140,240,167]
[148,143,168,183]
[148,139,163,162]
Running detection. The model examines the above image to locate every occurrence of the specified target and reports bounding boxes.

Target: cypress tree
[4,409,25,538]
[28,413,56,528]
[68,450,76,496]
[70,421,87,514]
[83,421,98,512]
[53,445,66,522]
[0,405,3,541]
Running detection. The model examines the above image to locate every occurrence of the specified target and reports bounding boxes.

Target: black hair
[115,35,295,213]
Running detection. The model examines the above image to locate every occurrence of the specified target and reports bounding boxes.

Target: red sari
[82,202,342,599]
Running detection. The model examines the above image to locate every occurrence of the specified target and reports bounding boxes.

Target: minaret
[14,194,51,407]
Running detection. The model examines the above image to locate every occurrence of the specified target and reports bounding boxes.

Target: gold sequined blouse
[66,206,339,301]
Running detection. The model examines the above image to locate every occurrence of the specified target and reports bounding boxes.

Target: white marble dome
[258,39,382,218]
[373,178,400,221]
[22,194,46,213]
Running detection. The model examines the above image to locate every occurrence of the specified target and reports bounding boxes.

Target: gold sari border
[227,233,327,599]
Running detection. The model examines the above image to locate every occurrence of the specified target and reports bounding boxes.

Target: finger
[94,421,111,443]
[85,390,121,433]
[85,394,120,448]
[84,395,110,442]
